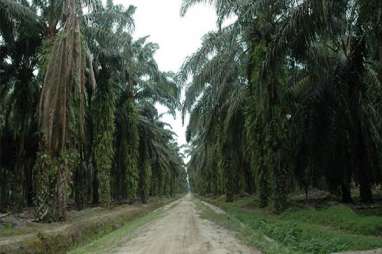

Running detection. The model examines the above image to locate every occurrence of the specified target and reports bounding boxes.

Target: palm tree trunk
[268,78,288,213]
[224,157,234,203]
[341,183,353,203]
[0,168,7,211]
[358,141,373,203]
[36,0,84,221]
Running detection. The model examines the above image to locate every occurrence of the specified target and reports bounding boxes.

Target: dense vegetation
[182,0,382,212]
[0,0,187,222]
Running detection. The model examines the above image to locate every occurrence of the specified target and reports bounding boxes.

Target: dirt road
[112,194,259,254]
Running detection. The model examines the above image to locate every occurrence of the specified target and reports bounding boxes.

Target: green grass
[196,199,297,254]
[0,197,179,253]
[203,196,382,254]
[281,205,382,236]
[68,201,178,254]
[0,223,17,236]
[68,212,159,254]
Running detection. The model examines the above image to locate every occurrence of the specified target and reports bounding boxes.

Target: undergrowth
[203,196,382,254]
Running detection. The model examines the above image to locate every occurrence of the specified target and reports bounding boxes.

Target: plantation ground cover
[202,195,382,254]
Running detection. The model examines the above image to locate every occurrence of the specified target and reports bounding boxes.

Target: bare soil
[112,194,260,254]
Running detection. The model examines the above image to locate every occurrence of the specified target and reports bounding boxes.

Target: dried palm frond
[38,0,85,155]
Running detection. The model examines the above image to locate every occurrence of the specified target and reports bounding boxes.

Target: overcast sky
[114,0,217,148]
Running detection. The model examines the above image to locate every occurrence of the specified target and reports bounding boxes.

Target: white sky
[114,0,218,149]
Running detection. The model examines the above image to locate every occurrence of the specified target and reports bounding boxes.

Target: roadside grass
[202,196,382,254]
[0,202,145,238]
[68,200,179,254]
[195,199,298,254]
[68,211,160,254]
[0,223,21,237]
[281,205,382,236]
[0,197,180,254]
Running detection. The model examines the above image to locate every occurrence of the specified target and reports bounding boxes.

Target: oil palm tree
[182,0,382,211]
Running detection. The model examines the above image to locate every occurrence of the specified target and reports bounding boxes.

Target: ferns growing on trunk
[92,81,116,207]
[139,140,151,204]
[122,100,139,203]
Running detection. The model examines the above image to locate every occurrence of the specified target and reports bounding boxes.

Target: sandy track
[112,194,259,254]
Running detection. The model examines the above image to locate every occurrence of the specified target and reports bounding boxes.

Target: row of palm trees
[0,0,187,222]
[182,0,382,212]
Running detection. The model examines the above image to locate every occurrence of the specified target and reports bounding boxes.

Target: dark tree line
[182,0,382,213]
